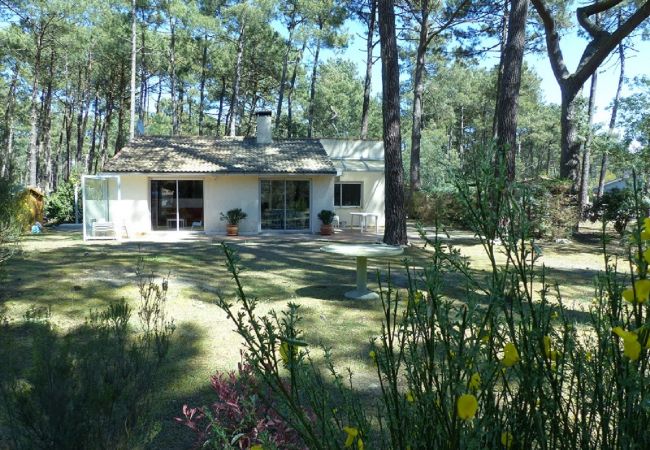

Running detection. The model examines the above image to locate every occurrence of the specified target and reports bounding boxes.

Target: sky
[317,14,650,130]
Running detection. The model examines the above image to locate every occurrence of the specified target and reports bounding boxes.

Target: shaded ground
[0,222,625,448]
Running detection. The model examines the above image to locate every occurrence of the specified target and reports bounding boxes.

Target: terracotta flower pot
[226,224,239,236]
[320,224,333,236]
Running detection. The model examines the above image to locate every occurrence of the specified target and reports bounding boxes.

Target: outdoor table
[349,212,379,234]
[320,243,404,300]
[166,218,186,229]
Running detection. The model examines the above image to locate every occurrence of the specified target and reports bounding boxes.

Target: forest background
[0,0,649,212]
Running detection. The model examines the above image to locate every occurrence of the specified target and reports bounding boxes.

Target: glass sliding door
[285,180,310,230]
[151,180,203,230]
[261,180,285,229]
[178,180,203,230]
[260,180,310,231]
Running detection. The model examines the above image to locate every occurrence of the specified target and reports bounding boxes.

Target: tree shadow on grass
[0,315,208,450]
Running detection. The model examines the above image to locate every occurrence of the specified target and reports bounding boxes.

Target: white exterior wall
[118,174,151,234]
[320,139,385,228]
[320,139,383,160]
[111,173,334,235]
[311,175,335,233]
[204,175,260,234]
[335,171,385,227]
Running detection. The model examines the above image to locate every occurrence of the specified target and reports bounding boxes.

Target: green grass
[1,224,623,448]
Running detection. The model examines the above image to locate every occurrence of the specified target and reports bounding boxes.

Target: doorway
[150,179,203,231]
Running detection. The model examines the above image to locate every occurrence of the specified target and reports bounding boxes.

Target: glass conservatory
[82,175,120,240]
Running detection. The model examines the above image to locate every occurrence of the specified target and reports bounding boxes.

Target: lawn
[0,223,623,448]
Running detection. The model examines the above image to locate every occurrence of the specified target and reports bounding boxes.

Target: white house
[82,112,385,239]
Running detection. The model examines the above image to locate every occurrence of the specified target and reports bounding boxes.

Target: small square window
[334,183,362,207]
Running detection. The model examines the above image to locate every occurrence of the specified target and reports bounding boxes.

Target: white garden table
[349,212,380,234]
[320,243,404,300]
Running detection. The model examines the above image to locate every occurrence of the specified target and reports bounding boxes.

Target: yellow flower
[624,338,641,360]
[622,279,650,303]
[405,390,415,403]
[469,372,481,391]
[502,342,519,367]
[343,426,359,448]
[613,327,641,361]
[543,336,559,361]
[279,342,291,364]
[457,394,478,420]
[501,431,514,449]
[251,445,263,450]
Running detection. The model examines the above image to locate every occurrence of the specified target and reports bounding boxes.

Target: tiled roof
[103,136,337,174]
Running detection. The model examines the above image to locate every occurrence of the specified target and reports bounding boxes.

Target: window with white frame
[334,182,362,207]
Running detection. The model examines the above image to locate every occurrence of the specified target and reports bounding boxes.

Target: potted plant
[317,209,335,236]
[220,208,248,236]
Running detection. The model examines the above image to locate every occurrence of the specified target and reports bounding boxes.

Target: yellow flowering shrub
[211,156,650,449]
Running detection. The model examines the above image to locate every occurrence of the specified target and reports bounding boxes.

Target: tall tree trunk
[178,83,185,134]
[287,39,306,138]
[64,101,73,181]
[115,64,128,152]
[560,86,581,188]
[129,0,137,141]
[52,120,63,191]
[495,0,528,182]
[276,16,296,129]
[307,25,322,139]
[409,1,430,198]
[99,98,114,171]
[228,23,245,137]
[378,0,407,246]
[458,105,464,156]
[87,95,100,173]
[41,48,55,190]
[199,35,208,136]
[598,39,625,199]
[28,30,45,187]
[139,19,147,124]
[156,79,162,114]
[360,0,377,139]
[1,62,19,179]
[76,59,92,171]
[169,18,178,136]
[579,71,598,215]
[216,76,226,136]
[492,0,510,138]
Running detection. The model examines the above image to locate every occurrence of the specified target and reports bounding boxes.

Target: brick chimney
[255,111,272,144]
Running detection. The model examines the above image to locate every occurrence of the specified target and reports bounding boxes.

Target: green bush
[412,190,470,228]
[520,177,579,239]
[587,187,650,235]
[45,179,80,224]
